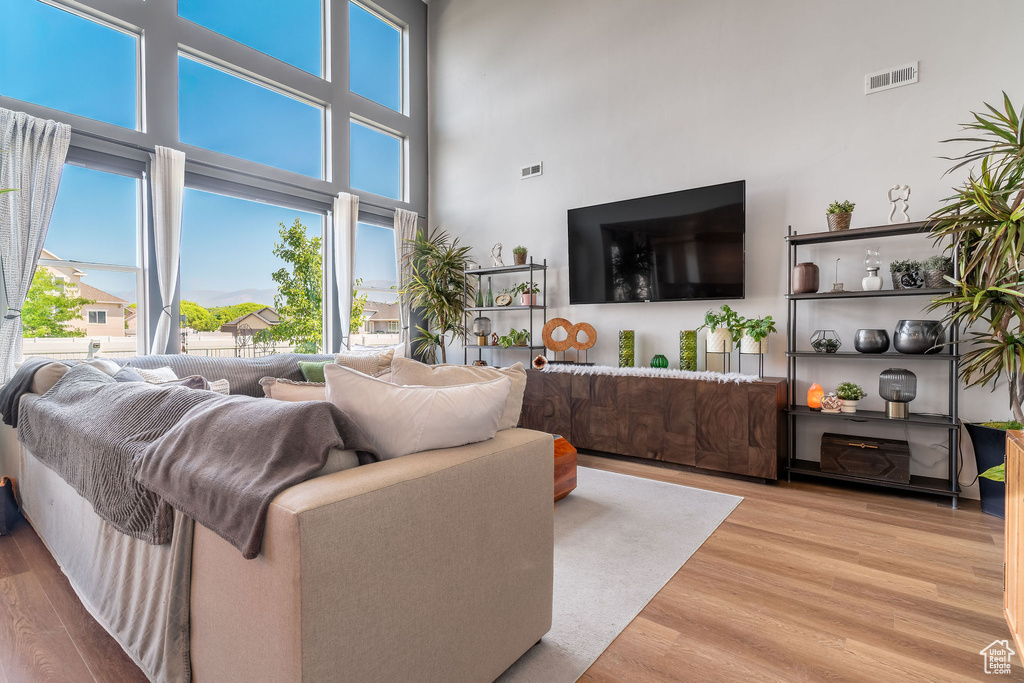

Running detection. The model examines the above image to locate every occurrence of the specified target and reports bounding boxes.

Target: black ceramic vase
[965,423,1006,518]
[854,329,890,354]
[893,320,945,354]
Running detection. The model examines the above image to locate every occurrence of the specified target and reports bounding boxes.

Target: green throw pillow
[298,360,331,383]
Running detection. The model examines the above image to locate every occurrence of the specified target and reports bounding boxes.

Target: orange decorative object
[807,383,824,410]
[542,318,597,352]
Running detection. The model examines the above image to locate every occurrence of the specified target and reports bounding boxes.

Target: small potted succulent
[836,382,866,413]
[512,245,528,265]
[889,259,923,289]
[699,305,743,353]
[512,281,540,306]
[739,315,777,354]
[922,254,953,289]
[826,200,856,232]
[497,328,531,348]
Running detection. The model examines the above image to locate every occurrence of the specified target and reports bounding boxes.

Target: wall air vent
[864,61,919,95]
[521,162,543,179]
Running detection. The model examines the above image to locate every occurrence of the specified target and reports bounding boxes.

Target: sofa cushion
[298,360,331,383]
[334,348,394,377]
[135,366,179,383]
[390,358,526,431]
[31,362,68,395]
[323,363,509,459]
[259,377,326,402]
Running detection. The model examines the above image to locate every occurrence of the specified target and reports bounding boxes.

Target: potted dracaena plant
[927,92,1024,517]
[401,227,473,364]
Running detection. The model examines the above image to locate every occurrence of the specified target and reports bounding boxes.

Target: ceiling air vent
[864,61,919,95]
[521,162,543,180]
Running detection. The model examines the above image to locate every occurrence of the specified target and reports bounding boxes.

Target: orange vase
[807,383,824,410]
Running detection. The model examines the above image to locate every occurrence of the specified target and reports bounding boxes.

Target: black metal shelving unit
[463,259,547,365]
[785,220,961,507]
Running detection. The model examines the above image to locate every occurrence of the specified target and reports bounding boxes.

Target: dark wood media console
[520,369,787,480]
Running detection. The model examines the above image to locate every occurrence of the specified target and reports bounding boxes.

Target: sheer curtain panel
[0,108,71,382]
[149,147,186,354]
[393,208,417,355]
[333,192,358,350]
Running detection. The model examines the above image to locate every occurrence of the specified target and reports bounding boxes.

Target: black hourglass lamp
[879,368,917,419]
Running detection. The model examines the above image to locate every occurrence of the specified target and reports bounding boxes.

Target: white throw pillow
[323,363,510,460]
[135,366,179,383]
[208,379,230,395]
[335,348,394,377]
[350,342,406,358]
[31,362,69,394]
[83,358,121,377]
[259,377,327,402]
[390,358,527,431]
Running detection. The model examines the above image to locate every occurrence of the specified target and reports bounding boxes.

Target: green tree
[351,278,369,333]
[271,218,322,353]
[180,300,219,331]
[208,303,270,328]
[22,269,92,338]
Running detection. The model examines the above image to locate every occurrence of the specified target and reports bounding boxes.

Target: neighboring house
[39,248,128,337]
[220,307,280,335]
[360,301,400,334]
[124,307,137,337]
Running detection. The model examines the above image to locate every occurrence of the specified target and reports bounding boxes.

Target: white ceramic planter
[739,334,768,354]
[706,328,733,353]
[840,399,859,413]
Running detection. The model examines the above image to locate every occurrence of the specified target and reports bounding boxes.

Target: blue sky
[2,0,402,308]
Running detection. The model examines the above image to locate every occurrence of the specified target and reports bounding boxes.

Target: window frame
[87,310,108,325]
[1,0,426,354]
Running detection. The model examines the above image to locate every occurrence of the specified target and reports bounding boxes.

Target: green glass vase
[680,330,697,371]
[650,354,668,369]
[618,330,635,368]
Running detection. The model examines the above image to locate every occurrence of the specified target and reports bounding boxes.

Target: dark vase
[965,423,1007,518]
[792,262,819,294]
[893,320,945,354]
[650,354,668,369]
[854,329,890,353]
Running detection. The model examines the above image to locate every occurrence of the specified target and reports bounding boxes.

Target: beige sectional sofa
[0,353,554,682]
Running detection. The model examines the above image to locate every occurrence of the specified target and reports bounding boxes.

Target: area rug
[497,466,742,682]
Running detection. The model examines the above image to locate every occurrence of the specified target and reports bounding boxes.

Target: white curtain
[149,146,186,355]
[393,208,418,355]
[333,192,358,351]
[0,108,71,382]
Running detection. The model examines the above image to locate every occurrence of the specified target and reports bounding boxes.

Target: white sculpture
[490,243,505,267]
[888,184,911,224]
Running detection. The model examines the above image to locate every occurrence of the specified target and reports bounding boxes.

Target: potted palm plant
[928,92,1024,517]
[401,227,473,364]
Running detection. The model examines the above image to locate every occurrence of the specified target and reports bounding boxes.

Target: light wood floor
[0,454,1014,682]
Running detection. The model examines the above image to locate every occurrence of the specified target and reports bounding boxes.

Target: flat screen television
[567,180,745,304]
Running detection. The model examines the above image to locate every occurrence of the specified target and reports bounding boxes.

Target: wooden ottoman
[554,436,577,502]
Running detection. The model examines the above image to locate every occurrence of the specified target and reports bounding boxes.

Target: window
[24,165,143,359]
[354,221,398,301]
[178,0,323,76]
[350,120,402,200]
[350,2,402,112]
[387,320,399,333]
[180,189,324,354]
[0,0,138,128]
[178,55,324,178]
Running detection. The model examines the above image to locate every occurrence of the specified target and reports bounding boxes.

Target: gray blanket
[18,364,219,544]
[136,393,378,559]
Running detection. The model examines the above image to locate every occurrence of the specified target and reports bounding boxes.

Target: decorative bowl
[854,329,890,354]
[893,320,945,354]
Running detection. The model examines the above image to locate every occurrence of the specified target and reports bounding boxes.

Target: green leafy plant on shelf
[827,200,856,214]
[835,382,866,400]
[928,92,1024,422]
[496,328,531,348]
[889,259,922,274]
[510,282,540,297]
[923,255,953,272]
[512,245,527,256]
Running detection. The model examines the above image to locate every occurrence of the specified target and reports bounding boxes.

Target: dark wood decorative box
[820,433,911,483]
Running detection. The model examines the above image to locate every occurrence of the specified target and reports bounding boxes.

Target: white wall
[428,0,1024,498]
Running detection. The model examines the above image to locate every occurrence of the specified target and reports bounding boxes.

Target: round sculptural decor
[542,317,597,352]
